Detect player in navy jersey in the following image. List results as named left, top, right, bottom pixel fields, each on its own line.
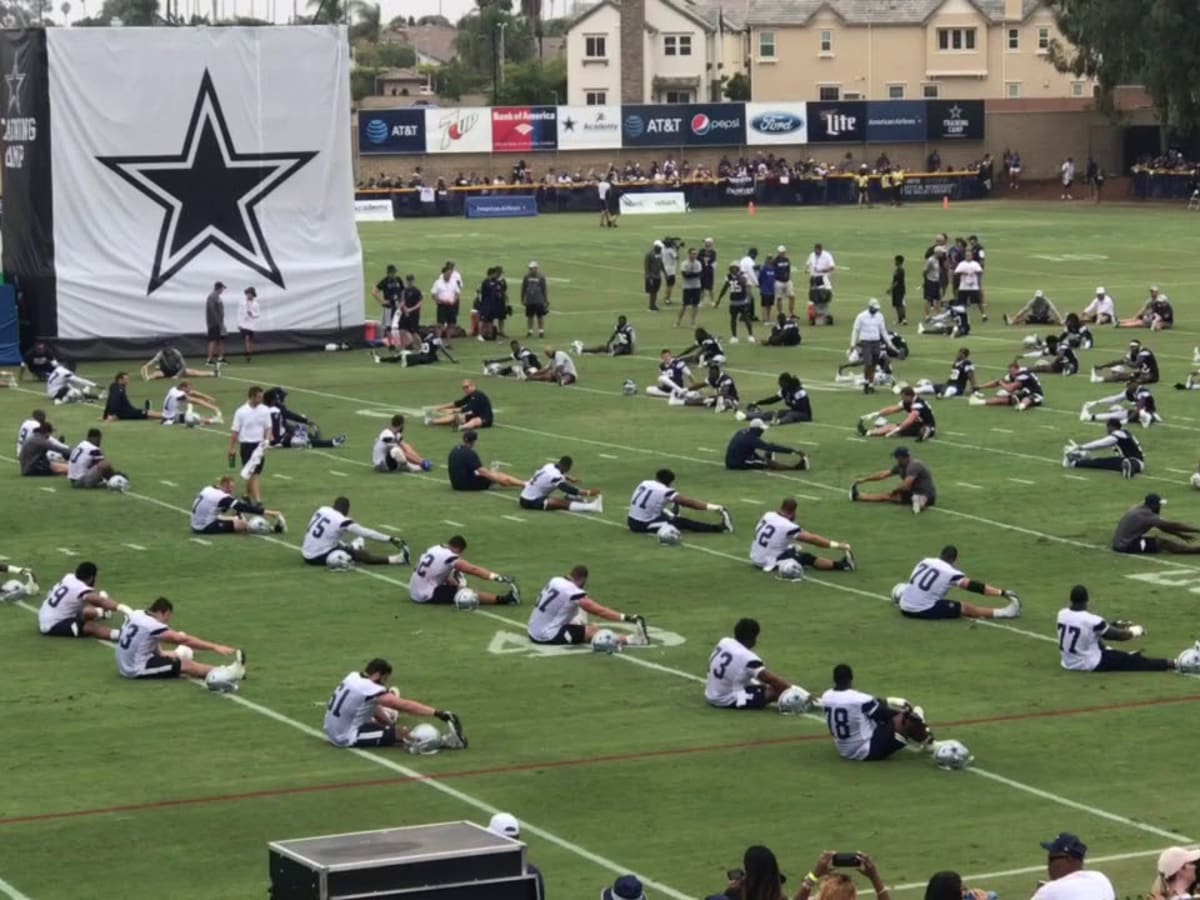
left=717, top=265, right=756, bottom=343
left=1025, top=334, right=1080, bottom=376
left=765, top=313, right=802, bottom=346
left=970, top=360, right=1045, bottom=411
left=1063, top=419, right=1146, bottom=478
left=1082, top=380, right=1160, bottom=428
left=917, top=300, right=970, bottom=337
left=483, top=340, right=541, bottom=378
left=574, top=315, right=635, bottom=357
left=646, top=349, right=694, bottom=400
left=911, top=347, right=977, bottom=399
left=676, top=328, right=725, bottom=367
left=858, top=387, right=935, bottom=440
left=1092, top=340, right=1159, bottom=385
left=673, top=364, right=740, bottom=413
left=744, top=373, right=812, bottom=425
left=1058, top=312, right=1094, bottom=349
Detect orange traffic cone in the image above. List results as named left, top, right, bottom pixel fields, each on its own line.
left=748, top=200, right=756, bottom=216
left=942, top=195, right=950, bottom=209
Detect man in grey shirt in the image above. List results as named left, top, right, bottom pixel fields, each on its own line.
left=675, top=247, right=703, bottom=328
left=850, top=446, right=937, bottom=514
left=1112, top=494, right=1200, bottom=554
left=520, top=262, right=548, bottom=339
left=19, top=423, right=69, bottom=477
left=205, top=281, right=227, bottom=366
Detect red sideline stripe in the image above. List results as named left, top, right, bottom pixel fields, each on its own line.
left=4, top=691, right=1197, bottom=828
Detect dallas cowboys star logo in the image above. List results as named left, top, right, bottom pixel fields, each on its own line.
left=947, top=104, right=963, bottom=119
left=562, top=116, right=576, bottom=132
left=97, top=70, right=317, bottom=294
left=5, top=54, right=25, bottom=114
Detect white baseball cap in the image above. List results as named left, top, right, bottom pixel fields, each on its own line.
left=1034, top=290, right=1044, bottom=298
left=868, top=297, right=880, bottom=310
left=528, top=261, right=538, bottom=268
left=1158, top=847, right=1200, bottom=879
left=777, top=245, right=787, bottom=253
left=1150, top=284, right=1160, bottom=292
left=1096, top=286, right=1105, bottom=294
left=488, top=812, right=521, bottom=838
left=749, top=418, right=768, bottom=430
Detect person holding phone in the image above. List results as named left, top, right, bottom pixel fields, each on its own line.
left=714, top=845, right=787, bottom=900
left=792, top=851, right=889, bottom=900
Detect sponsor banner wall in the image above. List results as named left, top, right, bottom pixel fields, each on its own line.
left=806, top=101, right=867, bottom=143
left=465, top=194, right=538, bottom=218
left=491, top=106, right=557, bottom=152
left=865, top=100, right=925, bottom=143
left=621, top=103, right=745, bottom=148
left=48, top=25, right=361, bottom=340
left=424, top=107, right=491, bottom=153
left=354, top=198, right=395, bottom=221
left=619, top=190, right=686, bottom=214
left=359, top=109, right=425, bottom=154
left=926, top=100, right=985, bottom=141
left=744, top=102, right=808, bottom=145
left=555, top=104, right=622, bottom=150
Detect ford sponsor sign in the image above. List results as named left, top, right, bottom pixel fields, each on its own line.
left=745, top=103, right=808, bottom=145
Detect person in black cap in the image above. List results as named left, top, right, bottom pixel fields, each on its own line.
left=850, top=447, right=936, bottom=514
left=373, top=264, right=403, bottom=333
left=724, top=418, right=810, bottom=471
left=1111, top=494, right=1200, bottom=554
left=1055, top=585, right=1199, bottom=673
left=1031, top=833, right=1115, bottom=900
left=205, top=281, right=227, bottom=366
left=447, top=429, right=526, bottom=492
left=602, top=874, right=646, bottom=900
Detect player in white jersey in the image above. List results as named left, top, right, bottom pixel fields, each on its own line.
left=45, top=363, right=101, bottom=405
left=190, top=475, right=284, bottom=535
left=705, top=618, right=796, bottom=709
left=527, top=564, right=649, bottom=647
left=16, top=408, right=46, bottom=455
left=1056, top=585, right=1198, bottom=673
left=409, top=535, right=519, bottom=606
left=162, top=381, right=222, bottom=426
left=372, top=414, right=431, bottom=473
left=116, top=596, right=244, bottom=682
left=525, top=348, right=578, bottom=385
left=750, top=498, right=854, bottom=574
left=302, top=497, right=410, bottom=566
left=36, top=562, right=123, bottom=639
left=518, top=456, right=603, bottom=513
left=626, top=468, right=732, bottom=535
left=818, top=663, right=933, bottom=762
left=67, top=428, right=119, bottom=489
left=323, top=657, right=467, bottom=750
left=227, top=385, right=273, bottom=503
left=894, top=545, right=1021, bottom=620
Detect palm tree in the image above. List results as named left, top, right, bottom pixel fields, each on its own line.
left=305, top=0, right=345, bottom=25
left=348, top=0, right=380, bottom=42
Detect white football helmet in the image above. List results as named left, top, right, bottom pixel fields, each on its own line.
left=591, top=629, right=621, bottom=654
left=326, top=549, right=354, bottom=571
left=932, top=739, right=974, bottom=770
left=777, top=686, right=813, bottom=715
left=204, top=667, right=240, bottom=693
left=846, top=347, right=863, bottom=364
left=657, top=524, right=682, bottom=546
left=245, top=516, right=271, bottom=535
left=776, top=558, right=805, bottom=581
left=184, top=411, right=201, bottom=428
left=45, top=450, right=65, bottom=464
left=106, top=474, right=130, bottom=493
left=405, top=722, right=444, bottom=755
left=1, top=578, right=33, bottom=603
left=1176, top=644, right=1200, bottom=674
left=891, top=583, right=907, bottom=605
left=1190, top=472, right=1200, bottom=490
left=454, top=588, right=480, bottom=611
left=622, top=379, right=637, bottom=396
left=173, top=644, right=194, bottom=662
left=1022, top=334, right=1041, bottom=349
left=873, top=416, right=890, bottom=428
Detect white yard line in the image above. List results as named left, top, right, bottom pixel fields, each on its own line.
left=442, top=519, right=466, bottom=527
left=0, top=877, right=32, bottom=900
left=1007, top=477, right=1037, bottom=485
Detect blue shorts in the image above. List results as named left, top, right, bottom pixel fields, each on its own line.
left=865, top=720, right=907, bottom=761
left=900, top=599, right=962, bottom=620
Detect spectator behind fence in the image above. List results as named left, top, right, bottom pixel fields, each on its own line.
left=1031, top=833, right=1114, bottom=900
left=712, top=844, right=787, bottom=900
left=793, top=851, right=889, bottom=900
left=603, top=874, right=646, bottom=900
left=925, top=870, right=996, bottom=900
left=1151, top=847, right=1200, bottom=900
left=486, top=813, right=545, bottom=898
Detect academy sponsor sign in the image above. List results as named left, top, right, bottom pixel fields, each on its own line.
left=555, top=104, right=622, bottom=150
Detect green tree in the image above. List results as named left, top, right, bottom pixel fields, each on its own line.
left=431, top=58, right=486, bottom=101
left=495, top=57, right=565, bottom=104
left=350, top=66, right=378, bottom=101
left=348, top=0, right=380, bottom=42
left=1048, top=0, right=1200, bottom=133
left=355, top=41, right=416, bottom=68
left=306, top=0, right=345, bottom=25
left=540, top=15, right=568, bottom=36
left=416, top=13, right=449, bottom=25
left=722, top=71, right=751, bottom=101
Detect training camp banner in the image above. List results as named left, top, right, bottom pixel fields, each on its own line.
left=6, top=26, right=363, bottom=353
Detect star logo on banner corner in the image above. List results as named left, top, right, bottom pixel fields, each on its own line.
left=96, top=70, right=317, bottom=295
left=5, top=54, right=26, bottom=114
left=947, top=104, right=963, bottom=119
left=563, top=115, right=576, bottom=132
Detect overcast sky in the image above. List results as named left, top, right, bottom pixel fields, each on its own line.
left=63, top=0, right=577, bottom=24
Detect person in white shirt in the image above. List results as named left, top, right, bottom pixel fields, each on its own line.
left=116, top=596, right=244, bottom=683
left=660, top=238, right=679, bottom=305
left=526, top=564, right=648, bottom=647
left=805, top=242, right=836, bottom=325
left=16, top=408, right=46, bottom=455
left=953, top=248, right=987, bottom=320
left=737, top=247, right=759, bottom=311
left=190, top=475, right=284, bottom=535
left=67, top=428, right=118, bottom=488
left=237, top=286, right=261, bottom=362
left=322, top=657, right=466, bottom=750
left=162, top=381, right=222, bottom=427
left=372, top=414, right=430, bottom=473
left=850, top=298, right=893, bottom=395
left=894, top=545, right=1021, bottom=621
left=431, top=262, right=462, bottom=341
left=409, top=535, right=519, bottom=606
left=1031, top=833, right=1114, bottom=900
left=518, top=456, right=602, bottom=513
left=1055, top=584, right=1196, bottom=673
left=1080, top=287, right=1116, bottom=325
left=1151, top=847, right=1200, bottom=900
left=37, top=562, right=123, bottom=640
left=524, top=347, right=578, bottom=385
left=626, top=468, right=731, bottom=535
left=1060, top=156, right=1075, bottom=200
left=227, top=385, right=273, bottom=503
left=751, top=497, right=854, bottom=574
left=817, top=663, right=932, bottom=762
left=45, top=362, right=101, bottom=405
left=1117, top=285, right=1173, bottom=331
left=302, top=497, right=409, bottom=566
left=705, top=618, right=797, bottom=709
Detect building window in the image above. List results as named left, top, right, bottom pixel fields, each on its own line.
left=664, top=90, right=692, bottom=103
left=1037, top=26, right=1050, bottom=50
left=758, top=31, right=776, bottom=59
left=922, top=82, right=940, bottom=98
left=818, top=84, right=840, bottom=101
left=843, top=91, right=862, bottom=100
left=584, top=35, right=607, bottom=59
left=1006, top=81, right=1021, bottom=98
left=664, top=34, right=692, bottom=56
left=937, top=27, right=976, bottom=51
left=585, top=90, right=607, bottom=105
left=819, top=29, right=833, bottom=54
left=1007, top=27, right=1019, bottom=50
left=1071, top=81, right=1087, bottom=97
left=887, top=83, right=905, bottom=99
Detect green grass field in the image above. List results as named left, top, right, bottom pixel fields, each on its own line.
left=5, top=201, right=1200, bottom=900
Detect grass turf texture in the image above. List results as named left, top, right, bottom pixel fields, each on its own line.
left=4, top=202, right=1200, bottom=900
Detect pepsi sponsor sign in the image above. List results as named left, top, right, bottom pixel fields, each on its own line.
left=745, top=102, right=808, bottom=145
left=358, top=109, right=425, bottom=155
left=621, top=104, right=744, bottom=147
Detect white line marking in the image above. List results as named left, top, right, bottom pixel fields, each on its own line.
left=189, top=537, right=212, bottom=546
left=1064, top=474, right=1088, bottom=481
left=739, top=497, right=760, bottom=504
left=846, top=437, right=868, bottom=443
left=944, top=431, right=968, bottom=436
left=0, top=876, right=32, bottom=900
left=122, top=543, right=147, bottom=551
left=501, top=515, right=527, bottom=523
left=272, top=473, right=293, bottom=480
left=598, top=453, right=619, bottom=459
left=55, top=547, right=77, bottom=556
left=990, top=427, right=1014, bottom=434
left=38, top=486, right=55, bottom=493
left=159, top=479, right=178, bottom=487
left=695, top=447, right=716, bottom=453
left=328, top=470, right=349, bottom=478
left=955, top=482, right=983, bottom=489
left=1168, top=468, right=1192, bottom=475
left=1008, top=478, right=1036, bottom=485
left=442, top=519, right=465, bottom=527
left=792, top=493, right=821, bottom=501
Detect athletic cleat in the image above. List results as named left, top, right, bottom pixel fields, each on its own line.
left=624, top=630, right=649, bottom=647
left=571, top=340, right=584, bottom=355
left=997, top=596, right=1022, bottom=619
left=729, top=336, right=739, bottom=344
left=667, top=393, right=686, bottom=406
left=1138, top=409, right=1152, bottom=428
left=912, top=494, right=922, bottom=515
left=842, top=548, right=856, bottom=571
left=370, top=351, right=382, bottom=364
left=592, top=495, right=604, bottom=514
left=1176, top=382, right=1190, bottom=391
left=719, top=506, right=734, bottom=533
left=849, top=483, right=860, bottom=501
left=423, top=408, right=435, bottom=426
left=856, top=418, right=868, bottom=435
left=1002, top=313, right=1011, bottom=325
left=1193, top=347, right=1200, bottom=365
left=968, top=394, right=987, bottom=406
left=631, top=614, right=650, bottom=644
left=714, top=396, right=727, bottom=414
left=747, top=335, right=756, bottom=343
left=917, top=425, right=933, bottom=443
left=917, top=322, right=925, bottom=334
left=1089, top=368, right=1103, bottom=383
left=794, top=453, right=810, bottom=471
left=232, top=648, right=247, bottom=679
left=332, top=434, right=347, bottom=447
left=442, top=712, right=468, bottom=749
left=507, top=580, right=521, bottom=605
left=1079, top=403, right=1093, bottom=422
left=1121, top=458, right=1135, bottom=479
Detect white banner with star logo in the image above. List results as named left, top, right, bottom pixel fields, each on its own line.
left=555, top=105, right=622, bottom=151
left=46, top=26, right=361, bottom=343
